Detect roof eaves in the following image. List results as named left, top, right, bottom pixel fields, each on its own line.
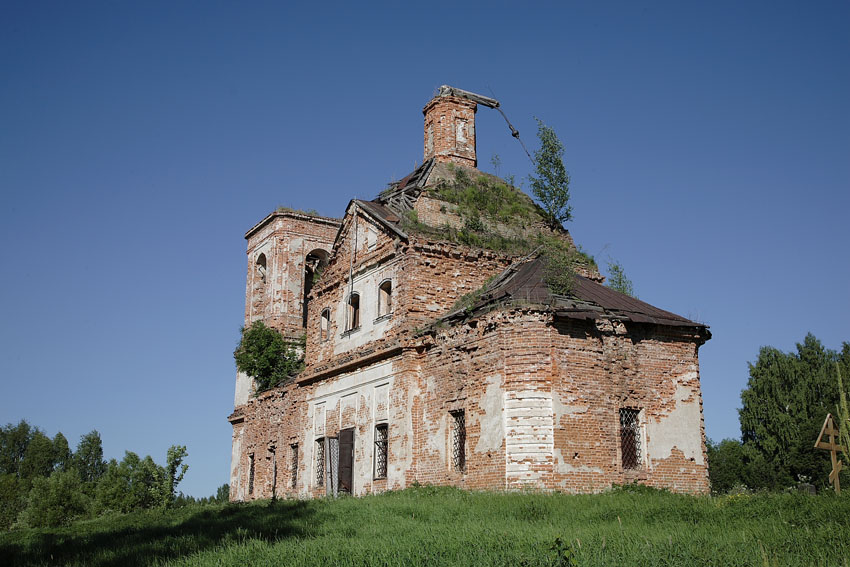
left=245, top=210, right=341, bottom=240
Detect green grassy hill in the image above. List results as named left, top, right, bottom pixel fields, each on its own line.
left=2, top=485, right=848, bottom=566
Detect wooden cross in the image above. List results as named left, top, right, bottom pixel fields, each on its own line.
left=814, top=413, right=846, bottom=494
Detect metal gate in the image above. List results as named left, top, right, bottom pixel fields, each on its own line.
left=326, top=436, right=339, bottom=497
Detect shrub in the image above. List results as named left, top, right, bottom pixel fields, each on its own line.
left=234, top=321, right=304, bottom=392
left=18, top=469, right=91, bottom=528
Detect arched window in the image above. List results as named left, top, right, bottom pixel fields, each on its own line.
left=303, top=249, right=329, bottom=328
left=320, top=308, right=331, bottom=341
left=256, top=253, right=267, bottom=283
left=378, top=280, right=393, bottom=317
left=346, top=293, right=360, bottom=332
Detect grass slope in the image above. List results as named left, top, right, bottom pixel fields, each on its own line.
left=1, top=485, right=848, bottom=566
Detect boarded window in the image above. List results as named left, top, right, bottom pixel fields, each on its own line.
left=247, top=453, right=255, bottom=495
left=346, top=293, right=360, bottom=331
left=374, top=423, right=388, bottom=479
left=315, top=438, right=325, bottom=487
left=320, top=308, right=331, bottom=341
left=290, top=443, right=299, bottom=489
left=450, top=410, right=466, bottom=472
left=620, top=408, right=642, bottom=469
left=378, top=280, right=392, bottom=317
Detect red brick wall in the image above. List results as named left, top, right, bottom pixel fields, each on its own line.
left=423, top=95, right=477, bottom=168
left=244, top=212, right=339, bottom=341
left=232, top=208, right=708, bottom=501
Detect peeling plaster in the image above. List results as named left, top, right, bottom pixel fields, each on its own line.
left=475, top=374, right=504, bottom=453
left=553, top=447, right=604, bottom=475
left=647, top=375, right=704, bottom=465
left=552, top=389, right=589, bottom=419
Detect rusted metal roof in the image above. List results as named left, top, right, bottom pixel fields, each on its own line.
left=454, top=257, right=707, bottom=330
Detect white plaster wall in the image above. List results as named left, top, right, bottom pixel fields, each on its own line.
left=332, top=259, right=399, bottom=356
left=646, top=375, right=705, bottom=466
left=230, top=424, right=245, bottom=501
left=234, top=371, right=253, bottom=407
left=475, top=374, right=505, bottom=454
left=301, top=359, right=397, bottom=496
left=505, top=389, right=554, bottom=487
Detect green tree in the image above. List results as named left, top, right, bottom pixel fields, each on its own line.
left=18, top=469, right=91, bottom=528
left=53, top=432, right=72, bottom=472
left=605, top=259, right=635, bottom=297
left=162, top=445, right=189, bottom=507
left=0, top=474, right=24, bottom=529
left=215, top=483, right=230, bottom=502
left=20, top=430, right=55, bottom=480
left=739, top=334, right=850, bottom=489
left=542, top=242, right=577, bottom=296
left=95, top=452, right=164, bottom=513
left=529, top=118, right=572, bottom=227
left=74, top=430, right=106, bottom=485
left=234, top=321, right=304, bottom=392
left=706, top=438, right=747, bottom=494
left=0, top=420, right=33, bottom=477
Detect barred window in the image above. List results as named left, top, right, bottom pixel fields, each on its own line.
left=247, top=453, right=255, bottom=495
left=620, top=408, right=642, bottom=470
left=374, top=423, right=388, bottom=479
left=450, top=410, right=466, bottom=472
left=315, top=438, right=325, bottom=487
left=290, top=443, right=299, bottom=489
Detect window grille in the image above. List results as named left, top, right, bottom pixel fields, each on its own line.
left=315, top=438, right=325, bottom=487
left=290, top=443, right=299, bottom=489
left=247, top=453, right=255, bottom=495
left=374, top=424, right=388, bottom=479
left=451, top=410, right=466, bottom=472
left=620, top=408, right=642, bottom=469
left=328, top=437, right=339, bottom=496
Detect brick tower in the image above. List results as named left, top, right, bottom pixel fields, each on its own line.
left=423, top=87, right=478, bottom=168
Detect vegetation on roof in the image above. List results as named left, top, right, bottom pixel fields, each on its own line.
left=431, top=167, right=541, bottom=229
left=275, top=206, right=322, bottom=217
left=451, top=275, right=498, bottom=315
left=398, top=168, right=596, bottom=294
left=529, top=118, right=573, bottom=228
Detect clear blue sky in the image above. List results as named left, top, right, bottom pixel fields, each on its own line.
left=1, top=1, right=848, bottom=497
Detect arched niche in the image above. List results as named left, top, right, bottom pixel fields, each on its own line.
left=303, top=249, right=330, bottom=328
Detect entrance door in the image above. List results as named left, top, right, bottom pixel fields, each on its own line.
left=338, top=428, right=355, bottom=494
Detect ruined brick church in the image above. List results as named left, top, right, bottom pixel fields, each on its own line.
left=228, top=87, right=711, bottom=500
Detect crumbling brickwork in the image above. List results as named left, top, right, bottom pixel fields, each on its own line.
left=229, top=87, right=711, bottom=500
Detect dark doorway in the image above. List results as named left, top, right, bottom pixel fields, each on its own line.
left=338, top=428, right=354, bottom=494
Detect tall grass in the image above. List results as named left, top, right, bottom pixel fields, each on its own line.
left=2, top=485, right=848, bottom=566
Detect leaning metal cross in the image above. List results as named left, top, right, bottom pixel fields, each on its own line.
left=814, top=413, right=846, bottom=494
